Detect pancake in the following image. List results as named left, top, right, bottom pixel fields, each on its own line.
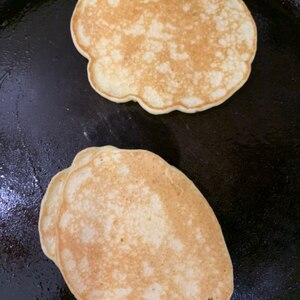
left=39, top=146, right=115, bottom=263
left=71, top=0, right=257, bottom=114
left=56, top=149, right=233, bottom=299
left=39, top=169, right=68, bottom=262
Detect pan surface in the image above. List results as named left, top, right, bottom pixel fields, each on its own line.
left=0, top=0, right=299, bottom=299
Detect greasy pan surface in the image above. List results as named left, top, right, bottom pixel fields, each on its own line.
left=0, top=0, right=299, bottom=299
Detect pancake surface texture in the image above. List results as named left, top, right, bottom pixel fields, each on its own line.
left=38, top=146, right=115, bottom=262
left=56, top=149, right=233, bottom=299
left=71, top=0, right=257, bottom=114
left=39, top=170, right=68, bottom=261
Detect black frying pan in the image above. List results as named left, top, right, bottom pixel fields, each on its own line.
left=0, top=0, right=299, bottom=299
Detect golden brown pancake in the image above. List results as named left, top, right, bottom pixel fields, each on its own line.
left=56, top=149, right=233, bottom=299
left=71, top=0, right=257, bottom=114
left=39, top=170, right=68, bottom=262
left=38, top=146, right=115, bottom=263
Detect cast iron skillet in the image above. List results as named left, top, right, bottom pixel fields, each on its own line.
left=0, top=0, right=299, bottom=299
